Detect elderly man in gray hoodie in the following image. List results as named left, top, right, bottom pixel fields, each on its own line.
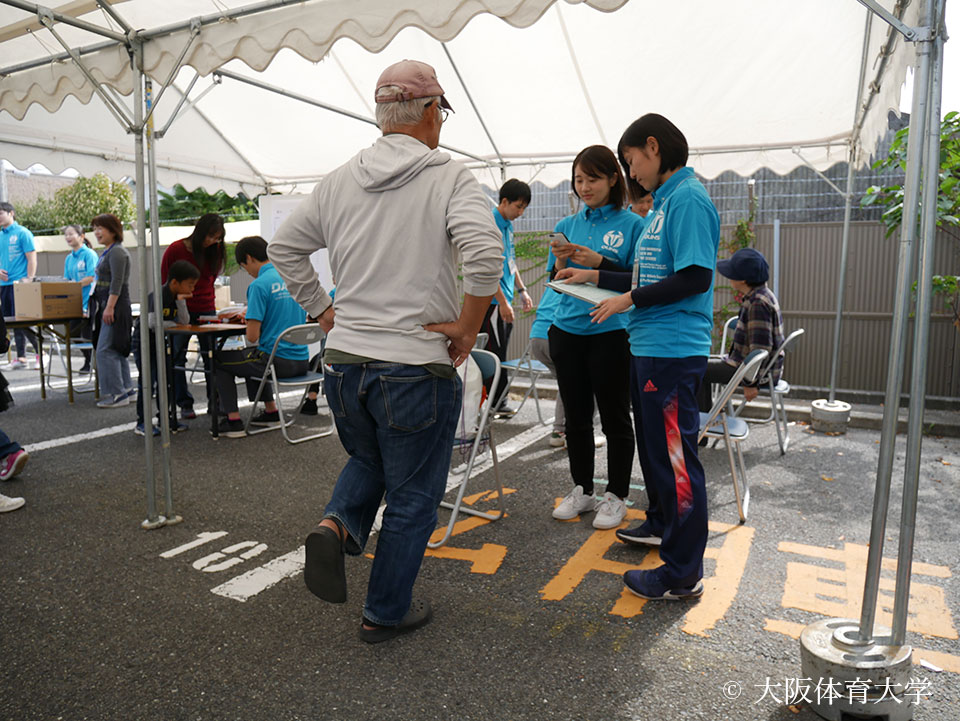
left=268, top=60, right=503, bottom=643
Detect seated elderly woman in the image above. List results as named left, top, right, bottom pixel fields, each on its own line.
left=697, top=247, right=784, bottom=413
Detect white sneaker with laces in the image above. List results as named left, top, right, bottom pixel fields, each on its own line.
left=593, top=492, right=626, bottom=529
left=0, top=493, right=25, bottom=513
left=552, top=485, right=596, bottom=520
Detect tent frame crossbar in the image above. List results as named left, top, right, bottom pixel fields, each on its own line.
left=34, top=11, right=133, bottom=129
left=0, top=0, right=126, bottom=43
left=212, top=67, right=496, bottom=168
left=94, top=0, right=131, bottom=34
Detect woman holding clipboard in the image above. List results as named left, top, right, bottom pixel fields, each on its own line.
left=547, top=145, right=646, bottom=530
left=556, top=115, right=720, bottom=602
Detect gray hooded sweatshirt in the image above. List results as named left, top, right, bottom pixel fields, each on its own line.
left=267, top=133, right=503, bottom=367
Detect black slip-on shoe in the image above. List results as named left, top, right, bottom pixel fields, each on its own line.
left=304, top=525, right=347, bottom=603
left=358, top=599, right=433, bottom=644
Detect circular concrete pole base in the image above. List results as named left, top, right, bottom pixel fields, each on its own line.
left=798, top=618, right=915, bottom=720
left=810, top=399, right=852, bottom=433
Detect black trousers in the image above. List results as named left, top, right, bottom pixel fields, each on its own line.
left=480, top=303, right=513, bottom=408
left=697, top=357, right=738, bottom=413
left=548, top=325, right=635, bottom=498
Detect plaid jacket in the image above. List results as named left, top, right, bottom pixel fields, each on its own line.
left=725, top=285, right=785, bottom=386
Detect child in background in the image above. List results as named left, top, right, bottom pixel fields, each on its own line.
left=132, top=259, right=199, bottom=436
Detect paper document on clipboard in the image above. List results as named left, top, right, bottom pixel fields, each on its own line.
left=546, top=281, right=631, bottom=312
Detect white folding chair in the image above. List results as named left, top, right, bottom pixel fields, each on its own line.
left=429, top=348, right=505, bottom=549
left=698, top=348, right=768, bottom=524
left=731, top=328, right=805, bottom=455
left=244, top=324, right=333, bottom=444
left=499, top=340, right=549, bottom=424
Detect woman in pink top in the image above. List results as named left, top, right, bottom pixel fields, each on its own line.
left=160, top=213, right=226, bottom=418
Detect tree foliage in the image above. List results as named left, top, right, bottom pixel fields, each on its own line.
left=860, top=110, right=960, bottom=240
left=861, top=111, right=960, bottom=330
left=15, top=173, right=134, bottom=234
left=157, top=184, right=258, bottom=225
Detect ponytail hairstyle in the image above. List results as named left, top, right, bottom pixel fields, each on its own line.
left=618, top=113, right=688, bottom=197
left=571, top=145, right=627, bottom=209
left=63, top=224, right=92, bottom=248
left=187, top=213, right=226, bottom=275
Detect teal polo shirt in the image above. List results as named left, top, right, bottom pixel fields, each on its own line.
left=626, top=167, right=720, bottom=358
left=246, top=262, right=308, bottom=360
left=64, top=245, right=100, bottom=313
left=491, top=207, right=515, bottom=306
left=550, top=204, right=645, bottom=336
left=0, top=222, right=35, bottom=286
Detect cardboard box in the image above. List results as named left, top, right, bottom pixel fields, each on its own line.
left=13, top=282, right=83, bottom=320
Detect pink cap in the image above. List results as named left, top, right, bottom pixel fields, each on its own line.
left=375, top=59, right=453, bottom=110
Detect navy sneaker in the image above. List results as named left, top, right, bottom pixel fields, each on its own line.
left=180, top=407, right=197, bottom=420
left=134, top=422, right=160, bottom=437
left=615, top=521, right=662, bottom=547
left=624, top=568, right=703, bottom=601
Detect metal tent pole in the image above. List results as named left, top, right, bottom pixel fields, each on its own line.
left=133, top=41, right=163, bottom=530
left=892, top=0, right=945, bottom=645
left=856, top=5, right=935, bottom=644
left=146, top=79, right=181, bottom=526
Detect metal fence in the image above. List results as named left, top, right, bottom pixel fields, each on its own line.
left=507, top=221, right=959, bottom=399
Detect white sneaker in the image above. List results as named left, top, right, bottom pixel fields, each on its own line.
left=548, top=431, right=566, bottom=448
left=595, top=435, right=607, bottom=448
left=30, top=354, right=41, bottom=370
left=0, top=493, right=25, bottom=513
left=593, top=492, right=627, bottom=529
left=552, top=485, right=596, bottom=520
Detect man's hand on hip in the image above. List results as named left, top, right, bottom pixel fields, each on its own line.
left=423, top=320, right=475, bottom=367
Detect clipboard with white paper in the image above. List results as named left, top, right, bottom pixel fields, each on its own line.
left=545, top=281, right=631, bottom=312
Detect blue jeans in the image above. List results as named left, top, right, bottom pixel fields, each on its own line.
left=322, top=361, right=461, bottom=626
left=96, top=321, right=132, bottom=399
left=0, top=428, right=21, bottom=459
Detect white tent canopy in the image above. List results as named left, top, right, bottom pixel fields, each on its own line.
left=0, top=0, right=918, bottom=194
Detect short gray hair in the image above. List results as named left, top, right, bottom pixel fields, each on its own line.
left=375, top=86, right=439, bottom=131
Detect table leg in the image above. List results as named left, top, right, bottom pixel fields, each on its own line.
left=65, top=322, right=74, bottom=404
left=208, top=343, right=218, bottom=439
left=36, top=324, right=45, bottom=400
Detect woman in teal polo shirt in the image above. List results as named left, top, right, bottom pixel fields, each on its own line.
left=63, top=224, right=99, bottom=371
left=559, top=115, right=721, bottom=602
left=548, top=145, right=645, bottom=530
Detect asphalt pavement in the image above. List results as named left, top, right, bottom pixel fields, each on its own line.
left=1, top=362, right=958, bottom=721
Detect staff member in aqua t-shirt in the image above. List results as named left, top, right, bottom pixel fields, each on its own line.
left=63, top=224, right=99, bottom=372
left=0, top=202, right=40, bottom=369
left=481, top=178, right=533, bottom=414
left=558, top=115, right=720, bottom=602
left=548, top=145, right=645, bottom=531
left=212, top=235, right=309, bottom=438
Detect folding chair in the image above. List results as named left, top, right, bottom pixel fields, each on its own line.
left=698, top=348, right=768, bottom=524
left=41, top=327, right=97, bottom=393
left=429, top=348, right=505, bottom=549
left=244, top=324, right=333, bottom=444
left=731, top=328, right=805, bottom=455
left=499, top=340, right=549, bottom=424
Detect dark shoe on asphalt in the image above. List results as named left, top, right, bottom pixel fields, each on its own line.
left=358, top=599, right=433, bottom=644
left=180, top=407, right=197, bottom=420
left=250, top=410, right=280, bottom=426
left=615, top=521, right=662, bottom=547
left=624, top=568, right=703, bottom=601
left=212, top=418, right=246, bottom=438
left=493, top=403, right=517, bottom=418
left=304, top=524, right=347, bottom=603
left=300, top=398, right=319, bottom=416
